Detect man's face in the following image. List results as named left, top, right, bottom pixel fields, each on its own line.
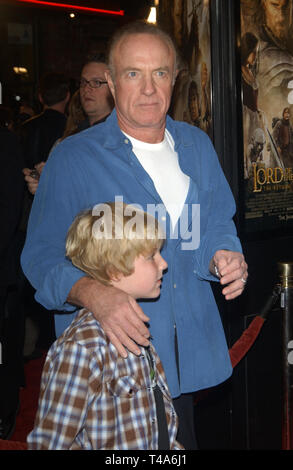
left=79, top=62, right=112, bottom=123
left=262, top=0, right=292, bottom=41
left=284, top=109, right=290, bottom=120
left=106, top=33, right=176, bottom=141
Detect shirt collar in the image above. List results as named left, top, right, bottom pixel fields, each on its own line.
left=103, top=109, right=192, bottom=150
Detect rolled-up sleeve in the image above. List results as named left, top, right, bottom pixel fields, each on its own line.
left=193, top=134, right=242, bottom=281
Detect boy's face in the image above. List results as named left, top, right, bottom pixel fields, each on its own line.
left=111, top=250, right=168, bottom=299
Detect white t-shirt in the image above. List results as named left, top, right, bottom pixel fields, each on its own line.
left=124, top=129, right=190, bottom=229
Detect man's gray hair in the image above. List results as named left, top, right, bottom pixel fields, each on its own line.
left=107, top=20, right=179, bottom=79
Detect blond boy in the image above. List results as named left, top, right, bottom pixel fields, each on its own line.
left=27, top=203, right=183, bottom=450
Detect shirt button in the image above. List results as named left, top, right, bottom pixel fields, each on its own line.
left=161, top=216, right=166, bottom=221
left=173, top=283, right=177, bottom=288
left=124, top=138, right=129, bottom=144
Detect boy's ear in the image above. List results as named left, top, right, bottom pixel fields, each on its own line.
left=106, top=267, right=123, bottom=284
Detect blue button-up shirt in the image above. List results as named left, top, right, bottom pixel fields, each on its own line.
left=21, top=110, right=242, bottom=398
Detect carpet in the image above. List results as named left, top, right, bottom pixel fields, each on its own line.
left=5, top=351, right=47, bottom=448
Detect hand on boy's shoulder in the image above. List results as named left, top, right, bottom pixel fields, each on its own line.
left=92, top=286, right=151, bottom=359
left=68, top=277, right=151, bottom=358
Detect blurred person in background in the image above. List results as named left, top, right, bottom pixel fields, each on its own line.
left=0, top=105, right=25, bottom=439
left=18, top=73, right=70, bottom=358
left=23, top=56, right=114, bottom=195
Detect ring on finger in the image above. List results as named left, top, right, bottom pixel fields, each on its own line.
left=214, top=265, right=220, bottom=277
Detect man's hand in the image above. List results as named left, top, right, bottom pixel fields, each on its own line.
left=210, top=250, right=248, bottom=300
left=68, top=277, right=151, bottom=358
left=23, top=161, right=46, bottom=195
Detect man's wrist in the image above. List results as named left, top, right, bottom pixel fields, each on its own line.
left=67, top=276, right=105, bottom=310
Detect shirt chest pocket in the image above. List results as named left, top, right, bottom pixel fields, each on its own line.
left=106, top=375, right=143, bottom=398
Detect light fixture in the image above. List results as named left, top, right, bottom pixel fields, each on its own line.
left=147, top=6, right=157, bottom=24
left=13, top=66, right=28, bottom=74
left=69, top=12, right=75, bottom=18
left=16, top=0, right=124, bottom=16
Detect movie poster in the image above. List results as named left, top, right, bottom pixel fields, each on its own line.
left=158, top=0, right=213, bottom=139
left=241, top=0, right=293, bottom=232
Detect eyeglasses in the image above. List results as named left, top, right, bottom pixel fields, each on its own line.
left=79, top=78, right=107, bottom=89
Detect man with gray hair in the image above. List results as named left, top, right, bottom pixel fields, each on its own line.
left=22, top=21, right=248, bottom=449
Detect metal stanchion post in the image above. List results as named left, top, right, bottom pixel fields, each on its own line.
left=278, top=261, right=293, bottom=450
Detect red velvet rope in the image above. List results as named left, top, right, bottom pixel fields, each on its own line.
left=229, top=316, right=265, bottom=368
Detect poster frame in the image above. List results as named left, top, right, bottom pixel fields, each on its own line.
left=236, top=0, right=293, bottom=240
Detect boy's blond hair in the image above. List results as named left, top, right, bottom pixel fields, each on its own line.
left=66, top=202, right=165, bottom=285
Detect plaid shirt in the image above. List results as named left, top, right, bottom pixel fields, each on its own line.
left=27, top=309, right=183, bottom=450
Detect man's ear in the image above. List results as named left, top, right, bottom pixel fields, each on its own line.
left=172, top=69, right=179, bottom=87
left=105, top=70, right=115, bottom=99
